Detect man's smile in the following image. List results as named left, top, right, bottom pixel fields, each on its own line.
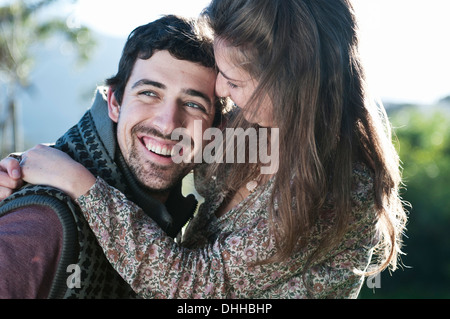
left=142, top=136, right=175, bottom=157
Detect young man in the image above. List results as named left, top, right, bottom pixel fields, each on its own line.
left=0, top=15, right=225, bottom=298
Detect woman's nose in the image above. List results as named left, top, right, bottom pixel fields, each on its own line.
left=215, top=73, right=229, bottom=98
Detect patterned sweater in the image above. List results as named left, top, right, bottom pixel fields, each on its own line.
left=76, top=163, right=379, bottom=299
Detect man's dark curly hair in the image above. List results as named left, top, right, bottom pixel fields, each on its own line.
left=106, top=15, right=225, bottom=126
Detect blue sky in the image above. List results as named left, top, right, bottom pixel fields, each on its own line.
left=62, top=0, right=450, bottom=105
left=2, top=0, right=449, bottom=105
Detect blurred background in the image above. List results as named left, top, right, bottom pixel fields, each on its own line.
left=1, top=0, right=449, bottom=298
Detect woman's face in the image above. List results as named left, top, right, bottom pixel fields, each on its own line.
left=214, top=40, right=274, bottom=127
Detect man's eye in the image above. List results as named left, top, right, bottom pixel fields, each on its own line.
left=186, top=102, right=207, bottom=113
left=139, top=91, right=157, bottom=97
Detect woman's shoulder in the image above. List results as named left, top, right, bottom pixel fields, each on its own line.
left=349, top=162, right=378, bottom=229
left=351, top=162, right=375, bottom=204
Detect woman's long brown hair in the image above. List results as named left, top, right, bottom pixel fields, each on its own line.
left=202, top=0, right=407, bottom=275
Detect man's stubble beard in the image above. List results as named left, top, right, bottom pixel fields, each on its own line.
left=127, top=139, right=195, bottom=194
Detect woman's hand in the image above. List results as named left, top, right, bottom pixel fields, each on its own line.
left=20, top=144, right=96, bottom=199
left=0, top=156, right=24, bottom=200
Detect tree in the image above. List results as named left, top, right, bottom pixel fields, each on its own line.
left=360, top=105, right=450, bottom=298
left=0, top=0, right=95, bottom=156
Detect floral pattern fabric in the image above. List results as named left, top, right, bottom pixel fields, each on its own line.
left=76, top=162, right=379, bottom=299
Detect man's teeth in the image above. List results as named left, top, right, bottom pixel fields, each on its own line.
left=146, top=142, right=175, bottom=156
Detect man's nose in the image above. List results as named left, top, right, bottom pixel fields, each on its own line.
left=152, top=100, right=183, bottom=136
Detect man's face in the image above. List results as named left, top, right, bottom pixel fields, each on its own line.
left=108, top=50, right=216, bottom=199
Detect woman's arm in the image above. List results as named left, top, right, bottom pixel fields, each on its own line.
left=13, top=145, right=278, bottom=297
left=20, top=144, right=96, bottom=199
left=75, top=177, right=285, bottom=298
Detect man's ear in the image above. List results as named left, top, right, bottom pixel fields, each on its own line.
left=107, top=87, right=120, bottom=123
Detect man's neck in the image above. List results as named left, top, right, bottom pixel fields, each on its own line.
left=148, top=192, right=169, bottom=205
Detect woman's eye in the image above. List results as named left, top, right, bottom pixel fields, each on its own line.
left=227, top=82, right=238, bottom=89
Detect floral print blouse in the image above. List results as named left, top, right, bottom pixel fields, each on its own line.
left=75, top=162, right=379, bottom=299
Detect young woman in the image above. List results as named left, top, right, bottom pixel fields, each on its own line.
left=14, top=0, right=407, bottom=298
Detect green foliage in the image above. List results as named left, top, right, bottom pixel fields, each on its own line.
left=360, top=105, right=450, bottom=298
